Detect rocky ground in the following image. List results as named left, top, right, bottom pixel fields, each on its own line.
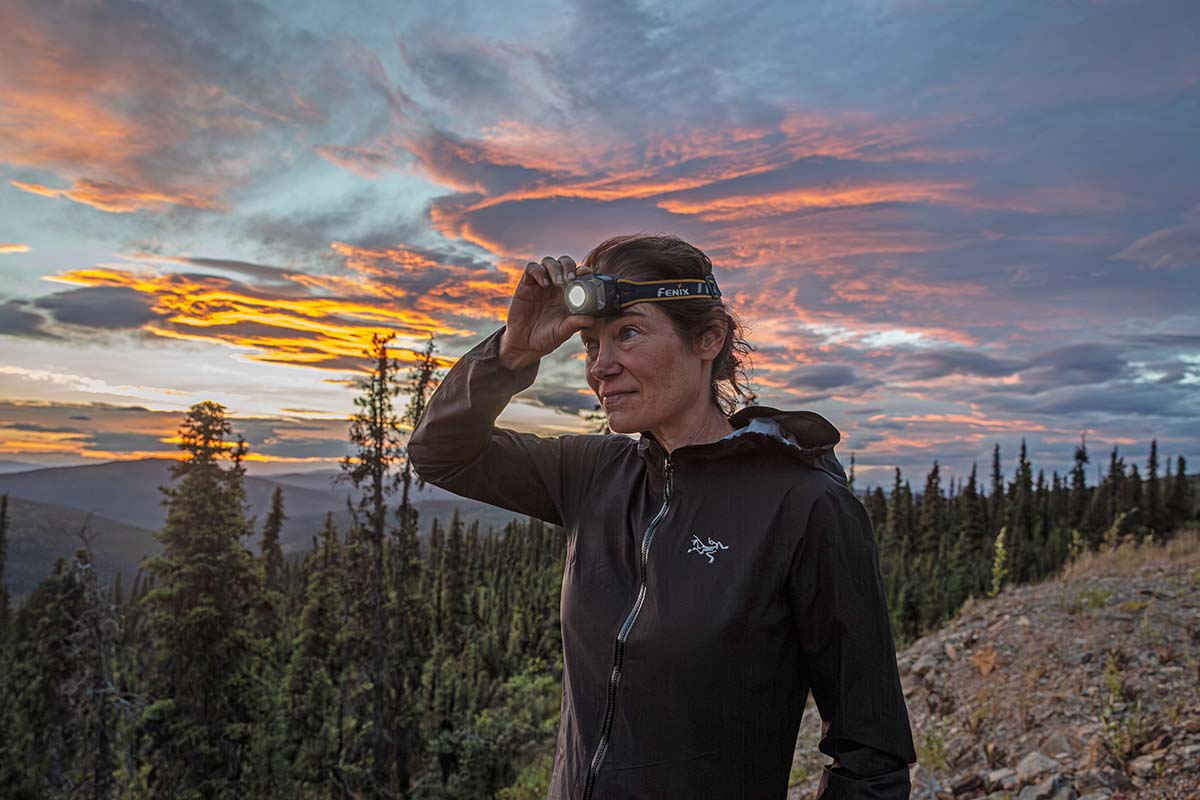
left=786, top=529, right=1200, bottom=800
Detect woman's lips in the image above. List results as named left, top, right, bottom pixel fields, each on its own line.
left=603, top=391, right=635, bottom=406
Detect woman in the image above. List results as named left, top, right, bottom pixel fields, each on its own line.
left=407, top=234, right=916, bottom=799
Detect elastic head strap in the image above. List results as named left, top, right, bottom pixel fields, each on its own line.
left=615, top=275, right=722, bottom=308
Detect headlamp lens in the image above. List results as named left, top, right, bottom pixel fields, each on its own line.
left=566, top=282, right=588, bottom=312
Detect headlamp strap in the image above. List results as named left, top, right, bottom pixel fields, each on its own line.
left=616, top=275, right=722, bottom=307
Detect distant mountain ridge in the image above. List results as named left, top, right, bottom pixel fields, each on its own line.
left=1, top=458, right=536, bottom=600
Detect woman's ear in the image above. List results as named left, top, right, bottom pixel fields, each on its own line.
left=695, top=318, right=727, bottom=358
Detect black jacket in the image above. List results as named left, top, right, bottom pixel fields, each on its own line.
left=407, top=325, right=917, bottom=799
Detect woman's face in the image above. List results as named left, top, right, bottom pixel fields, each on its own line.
left=580, top=302, right=709, bottom=434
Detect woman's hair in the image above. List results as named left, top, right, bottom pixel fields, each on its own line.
left=582, top=234, right=755, bottom=417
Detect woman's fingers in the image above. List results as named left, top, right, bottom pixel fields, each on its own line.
left=526, top=260, right=552, bottom=288
left=542, top=255, right=569, bottom=286
left=525, top=254, right=584, bottom=288
left=559, top=255, right=577, bottom=281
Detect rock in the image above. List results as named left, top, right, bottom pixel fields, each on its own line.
left=1017, top=774, right=1078, bottom=800
left=1075, top=794, right=1110, bottom=800
left=986, top=767, right=1017, bottom=791
left=1016, top=751, right=1061, bottom=784
left=945, top=642, right=958, bottom=661
left=1039, top=731, right=1080, bottom=759
left=910, top=763, right=942, bottom=799
left=1137, top=732, right=1170, bottom=754
left=1127, top=754, right=1159, bottom=777
left=950, top=772, right=983, bottom=795
left=1017, top=615, right=1032, bottom=626
left=913, top=653, right=937, bottom=677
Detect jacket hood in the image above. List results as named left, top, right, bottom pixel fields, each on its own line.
left=635, top=405, right=847, bottom=486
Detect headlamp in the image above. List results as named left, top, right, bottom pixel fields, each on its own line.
left=562, top=272, right=722, bottom=316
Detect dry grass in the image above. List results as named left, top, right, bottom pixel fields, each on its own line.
left=1058, top=526, right=1200, bottom=583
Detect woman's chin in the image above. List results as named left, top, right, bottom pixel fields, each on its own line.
left=604, top=410, right=638, bottom=434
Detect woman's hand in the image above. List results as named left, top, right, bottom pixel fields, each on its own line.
left=499, top=256, right=595, bottom=370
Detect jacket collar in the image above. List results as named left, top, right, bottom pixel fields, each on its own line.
left=635, top=405, right=847, bottom=489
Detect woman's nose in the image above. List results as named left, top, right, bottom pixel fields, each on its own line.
left=587, top=341, right=620, bottom=380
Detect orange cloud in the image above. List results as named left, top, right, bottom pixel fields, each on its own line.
left=657, top=180, right=969, bottom=222
left=39, top=242, right=511, bottom=373
left=0, top=2, right=310, bottom=215
left=11, top=178, right=224, bottom=213
left=882, top=413, right=1047, bottom=432
left=0, top=243, right=31, bottom=253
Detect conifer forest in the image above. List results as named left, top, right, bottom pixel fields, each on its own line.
left=0, top=332, right=1195, bottom=799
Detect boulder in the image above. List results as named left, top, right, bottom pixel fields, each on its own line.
left=1016, top=751, right=1061, bottom=784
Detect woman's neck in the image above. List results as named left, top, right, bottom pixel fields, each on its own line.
left=649, top=403, right=735, bottom=456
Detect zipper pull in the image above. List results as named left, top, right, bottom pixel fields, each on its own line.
left=664, top=454, right=673, bottom=501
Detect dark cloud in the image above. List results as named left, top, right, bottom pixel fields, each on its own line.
left=1011, top=343, right=1131, bottom=394
left=1, top=422, right=85, bottom=434
left=34, top=286, right=168, bottom=329
left=525, top=389, right=596, bottom=415
left=84, top=432, right=172, bottom=452
left=786, top=363, right=870, bottom=392
left=844, top=407, right=885, bottom=416
left=1118, top=332, right=1200, bottom=349
left=164, top=256, right=302, bottom=286
left=857, top=416, right=908, bottom=432
left=978, top=381, right=1199, bottom=419
left=0, top=299, right=58, bottom=338
left=891, top=349, right=1022, bottom=381
left=250, top=436, right=356, bottom=460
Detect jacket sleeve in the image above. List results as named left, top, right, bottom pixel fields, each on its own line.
left=406, top=324, right=605, bottom=527
left=785, top=482, right=917, bottom=799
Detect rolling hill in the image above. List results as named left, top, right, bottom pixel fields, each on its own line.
left=2, top=495, right=160, bottom=599
left=1, top=459, right=542, bottom=602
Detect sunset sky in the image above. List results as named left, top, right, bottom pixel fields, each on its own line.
left=1, top=0, right=1197, bottom=490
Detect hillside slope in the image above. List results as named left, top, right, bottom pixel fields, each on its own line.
left=786, top=530, right=1200, bottom=800
left=3, top=495, right=160, bottom=598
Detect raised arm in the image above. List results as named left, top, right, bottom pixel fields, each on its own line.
left=408, top=324, right=576, bottom=526
left=785, top=482, right=917, bottom=798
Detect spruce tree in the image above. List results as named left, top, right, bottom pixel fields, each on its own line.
left=1121, top=464, right=1144, bottom=539
left=1145, top=440, right=1162, bottom=540
left=988, top=443, right=1005, bottom=534
left=916, top=462, right=946, bottom=628
left=336, top=330, right=413, bottom=796
left=63, top=542, right=123, bottom=800
left=283, top=513, right=348, bottom=794
left=1069, top=434, right=1092, bottom=545
left=1, top=557, right=82, bottom=796
left=954, top=464, right=989, bottom=598
left=135, top=401, right=266, bottom=799
left=1006, top=440, right=1035, bottom=583
left=261, top=485, right=287, bottom=596
left=1105, top=447, right=1125, bottom=526
left=1166, top=455, right=1193, bottom=531
left=917, top=461, right=945, bottom=559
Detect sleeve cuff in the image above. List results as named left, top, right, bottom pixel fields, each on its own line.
left=475, top=325, right=540, bottom=379
left=817, top=763, right=912, bottom=799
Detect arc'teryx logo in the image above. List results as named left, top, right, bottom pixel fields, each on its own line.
left=686, top=534, right=729, bottom=564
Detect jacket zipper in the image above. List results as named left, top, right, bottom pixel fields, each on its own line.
left=582, top=452, right=673, bottom=800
